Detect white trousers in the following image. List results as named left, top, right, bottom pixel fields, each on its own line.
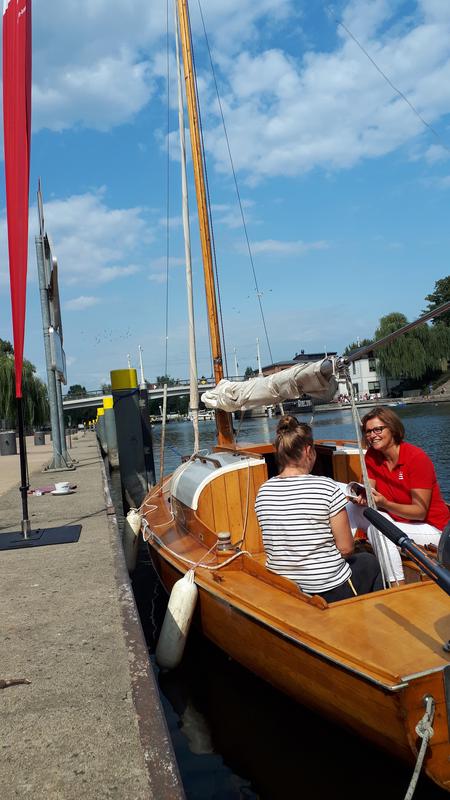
left=344, top=501, right=441, bottom=583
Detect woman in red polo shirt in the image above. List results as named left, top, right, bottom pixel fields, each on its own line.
left=346, top=406, right=449, bottom=583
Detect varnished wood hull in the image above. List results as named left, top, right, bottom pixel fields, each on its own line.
left=150, top=547, right=450, bottom=790
left=144, top=447, right=450, bottom=791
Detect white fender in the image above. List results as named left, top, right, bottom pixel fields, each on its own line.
left=123, top=508, right=142, bottom=573
left=156, top=570, right=198, bottom=670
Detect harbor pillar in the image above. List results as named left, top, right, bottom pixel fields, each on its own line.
left=34, top=430, right=45, bottom=446
left=96, top=407, right=107, bottom=454
left=103, top=396, right=119, bottom=469
left=111, top=369, right=149, bottom=507
left=139, top=385, right=156, bottom=487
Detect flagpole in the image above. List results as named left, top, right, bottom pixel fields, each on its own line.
left=16, top=396, right=31, bottom=538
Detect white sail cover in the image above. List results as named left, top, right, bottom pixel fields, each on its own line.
left=201, top=359, right=338, bottom=412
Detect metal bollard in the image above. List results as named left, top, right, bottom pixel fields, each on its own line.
left=103, top=396, right=119, bottom=469
left=111, top=368, right=149, bottom=508
left=0, top=430, right=17, bottom=455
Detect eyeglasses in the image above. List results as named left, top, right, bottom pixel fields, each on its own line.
left=365, top=425, right=387, bottom=437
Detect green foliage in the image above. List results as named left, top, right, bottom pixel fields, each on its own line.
left=0, top=338, right=14, bottom=355
left=0, top=347, right=49, bottom=428
left=343, top=338, right=374, bottom=356
left=156, top=374, right=177, bottom=387
left=423, top=276, right=450, bottom=326
left=244, top=366, right=255, bottom=378
left=101, top=383, right=112, bottom=393
left=375, top=312, right=450, bottom=380
left=67, top=384, right=87, bottom=397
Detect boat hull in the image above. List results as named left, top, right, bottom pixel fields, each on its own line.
left=150, top=547, right=450, bottom=789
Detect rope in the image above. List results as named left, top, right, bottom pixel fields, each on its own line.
left=187, top=2, right=228, bottom=375
left=235, top=458, right=251, bottom=548
left=403, top=696, right=435, bottom=800
left=343, top=368, right=395, bottom=588
left=164, top=0, right=170, bottom=376
left=141, top=517, right=251, bottom=571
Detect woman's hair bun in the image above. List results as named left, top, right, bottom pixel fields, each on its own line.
left=276, top=414, right=299, bottom=435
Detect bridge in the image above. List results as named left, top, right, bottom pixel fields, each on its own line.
left=62, top=379, right=220, bottom=410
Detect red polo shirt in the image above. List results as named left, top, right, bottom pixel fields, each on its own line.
left=365, top=442, right=449, bottom=531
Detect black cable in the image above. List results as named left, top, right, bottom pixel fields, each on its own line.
left=329, top=7, right=450, bottom=155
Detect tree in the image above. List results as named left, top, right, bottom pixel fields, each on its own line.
left=374, top=312, right=449, bottom=380
left=244, top=366, right=255, bottom=378
left=101, top=383, right=112, bottom=394
left=0, top=340, right=49, bottom=429
left=67, top=384, right=87, bottom=397
left=0, top=338, right=14, bottom=355
left=156, top=374, right=177, bottom=387
left=343, top=338, right=373, bottom=356
left=423, top=276, right=450, bottom=326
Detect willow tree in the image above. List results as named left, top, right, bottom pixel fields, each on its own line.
left=375, top=312, right=450, bottom=380
left=0, top=349, right=49, bottom=429
left=423, top=276, right=450, bottom=327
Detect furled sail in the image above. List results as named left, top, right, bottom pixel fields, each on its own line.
left=201, top=358, right=337, bottom=412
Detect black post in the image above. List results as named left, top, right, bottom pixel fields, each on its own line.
left=139, top=386, right=156, bottom=487
left=16, top=396, right=31, bottom=538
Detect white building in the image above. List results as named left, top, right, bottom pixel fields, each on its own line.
left=337, top=355, right=401, bottom=400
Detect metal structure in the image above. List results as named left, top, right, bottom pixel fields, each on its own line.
left=35, top=181, right=75, bottom=470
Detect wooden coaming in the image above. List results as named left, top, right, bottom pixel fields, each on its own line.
left=196, top=459, right=267, bottom=553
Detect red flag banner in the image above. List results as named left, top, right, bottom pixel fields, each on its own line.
left=3, top=0, right=32, bottom=398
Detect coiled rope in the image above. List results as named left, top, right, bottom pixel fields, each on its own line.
left=404, top=695, right=435, bottom=800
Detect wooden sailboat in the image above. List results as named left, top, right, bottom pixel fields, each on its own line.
left=143, top=1, right=450, bottom=790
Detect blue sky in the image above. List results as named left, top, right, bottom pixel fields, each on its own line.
left=1, top=0, right=450, bottom=389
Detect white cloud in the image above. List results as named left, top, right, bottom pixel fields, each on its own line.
left=424, top=144, right=449, bottom=163
left=199, top=2, right=450, bottom=180
left=64, top=295, right=100, bottom=311
left=148, top=256, right=186, bottom=282
left=30, top=0, right=293, bottom=133
left=244, top=239, right=328, bottom=255
left=19, top=0, right=450, bottom=182
left=32, top=191, right=154, bottom=286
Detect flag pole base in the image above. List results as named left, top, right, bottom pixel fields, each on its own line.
left=0, top=525, right=82, bottom=551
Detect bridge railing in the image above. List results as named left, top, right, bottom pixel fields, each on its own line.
left=63, top=376, right=247, bottom=401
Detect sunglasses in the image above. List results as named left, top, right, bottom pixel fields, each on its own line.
left=365, top=425, right=387, bottom=437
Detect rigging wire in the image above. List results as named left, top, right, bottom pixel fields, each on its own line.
left=197, top=0, right=274, bottom=365
left=185, top=3, right=229, bottom=377
left=164, top=0, right=171, bottom=376
left=328, top=6, right=450, bottom=155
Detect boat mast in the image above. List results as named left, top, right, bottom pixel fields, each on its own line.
left=176, top=0, right=234, bottom=446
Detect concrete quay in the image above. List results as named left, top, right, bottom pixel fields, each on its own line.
left=0, top=431, right=184, bottom=800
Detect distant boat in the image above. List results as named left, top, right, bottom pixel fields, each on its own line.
left=191, top=410, right=214, bottom=422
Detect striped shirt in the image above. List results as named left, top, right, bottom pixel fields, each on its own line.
left=255, top=474, right=351, bottom=594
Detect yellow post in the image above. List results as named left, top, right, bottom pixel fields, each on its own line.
left=111, top=369, right=138, bottom=391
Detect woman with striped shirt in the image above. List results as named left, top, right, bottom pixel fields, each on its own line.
left=255, top=415, right=383, bottom=603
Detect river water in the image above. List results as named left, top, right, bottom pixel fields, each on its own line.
left=153, top=402, right=450, bottom=494
left=127, top=403, right=450, bottom=800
